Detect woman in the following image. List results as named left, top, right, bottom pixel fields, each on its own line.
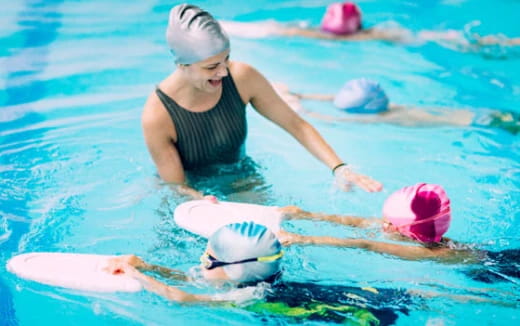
left=280, top=183, right=520, bottom=283
left=220, top=2, right=520, bottom=49
left=273, top=78, right=520, bottom=134
left=142, top=4, right=382, bottom=199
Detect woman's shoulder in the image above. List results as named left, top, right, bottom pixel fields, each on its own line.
left=229, top=61, right=264, bottom=83
left=141, top=88, right=172, bottom=129
left=229, top=61, right=270, bottom=102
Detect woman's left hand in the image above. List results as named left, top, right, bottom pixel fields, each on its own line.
left=334, top=165, right=383, bottom=192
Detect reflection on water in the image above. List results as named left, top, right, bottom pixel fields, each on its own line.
left=187, top=156, right=274, bottom=203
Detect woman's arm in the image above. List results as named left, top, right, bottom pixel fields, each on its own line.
left=142, top=93, right=205, bottom=200
left=232, top=62, right=382, bottom=192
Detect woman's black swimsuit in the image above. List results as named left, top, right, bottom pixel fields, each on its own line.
left=156, top=72, right=247, bottom=170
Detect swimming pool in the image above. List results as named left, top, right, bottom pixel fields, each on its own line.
left=1, top=0, right=519, bottom=324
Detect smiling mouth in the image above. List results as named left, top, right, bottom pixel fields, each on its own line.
left=208, top=79, right=222, bottom=87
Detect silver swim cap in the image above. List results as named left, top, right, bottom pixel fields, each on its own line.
left=208, top=222, right=282, bottom=283
left=166, top=4, right=230, bottom=64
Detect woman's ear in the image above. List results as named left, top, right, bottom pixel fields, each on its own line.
left=177, top=63, right=191, bottom=72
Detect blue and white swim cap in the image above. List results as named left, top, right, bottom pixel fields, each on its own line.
left=333, top=78, right=389, bottom=113
left=166, top=4, right=230, bottom=64
left=208, top=222, right=282, bottom=283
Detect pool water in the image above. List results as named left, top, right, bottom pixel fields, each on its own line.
left=1, top=0, right=519, bottom=325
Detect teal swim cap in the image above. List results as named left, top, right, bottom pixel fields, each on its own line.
left=208, top=222, right=282, bottom=283
left=166, top=4, right=230, bottom=64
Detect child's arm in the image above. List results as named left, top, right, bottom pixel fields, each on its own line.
left=279, top=206, right=379, bottom=228
left=409, top=289, right=518, bottom=308
left=289, top=91, right=335, bottom=102
left=107, top=255, right=187, bottom=281
left=111, top=259, right=259, bottom=304
left=280, top=232, right=455, bottom=261
left=126, top=265, right=210, bottom=303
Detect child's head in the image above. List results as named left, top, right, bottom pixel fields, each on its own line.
left=321, top=2, right=362, bottom=35
left=382, top=183, right=451, bottom=243
left=202, top=222, right=282, bottom=283
left=333, top=78, right=389, bottom=113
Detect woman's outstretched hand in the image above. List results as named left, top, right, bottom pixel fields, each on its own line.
left=334, top=165, right=383, bottom=192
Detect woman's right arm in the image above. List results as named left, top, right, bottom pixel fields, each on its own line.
left=142, top=94, right=205, bottom=199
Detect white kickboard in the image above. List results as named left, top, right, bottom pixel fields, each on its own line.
left=174, top=200, right=282, bottom=238
left=6, top=252, right=142, bottom=293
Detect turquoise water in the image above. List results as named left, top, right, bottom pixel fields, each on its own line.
left=1, top=0, right=519, bottom=325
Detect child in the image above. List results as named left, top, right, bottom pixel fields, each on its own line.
left=282, top=183, right=519, bottom=283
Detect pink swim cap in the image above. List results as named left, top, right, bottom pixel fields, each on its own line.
left=321, top=2, right=362, bottom=35
left=382, top=183, right=451, bottom=243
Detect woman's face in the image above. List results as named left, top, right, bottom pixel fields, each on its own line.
left=180, top=49, right=230, bottom=93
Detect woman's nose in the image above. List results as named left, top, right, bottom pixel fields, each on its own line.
left=216, top=62, right=228, bottom=77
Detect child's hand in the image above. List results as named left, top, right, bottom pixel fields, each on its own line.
left=104, top=255, right=145, bottom=274
left=280, top=205, right=302, bottom=215
left=203, top=195, right=218, bottom=204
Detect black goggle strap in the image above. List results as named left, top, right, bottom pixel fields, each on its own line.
left=201, top=251, right=284, bottom=269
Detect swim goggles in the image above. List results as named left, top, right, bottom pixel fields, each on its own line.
left=200, top=251, right=284, bottom=270
left=383, top=208, right=451, bottom=240
left=383, top=208, right=451, bottom=230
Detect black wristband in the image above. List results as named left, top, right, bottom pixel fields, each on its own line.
left=332, top=163, right=347, bottom=174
